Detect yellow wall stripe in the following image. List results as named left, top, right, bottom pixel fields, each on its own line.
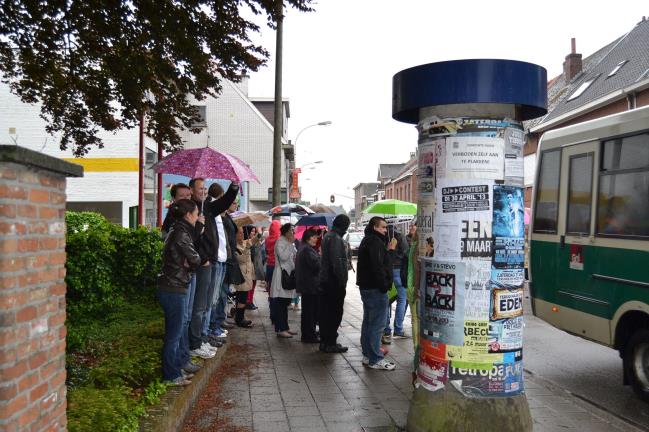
left=62, top=158, right=139, bottom=172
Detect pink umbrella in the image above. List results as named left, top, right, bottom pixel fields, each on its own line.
left=152, top=147, right=259, bottom=183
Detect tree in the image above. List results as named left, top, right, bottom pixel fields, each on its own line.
left=0, top=0, right=313, bottom=156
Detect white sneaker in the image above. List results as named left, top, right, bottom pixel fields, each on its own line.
left=362, top=356, right=369, bottom=365
left=190, top=346, right=215, bottom=359
left=369, top=358, right=396, bottom=371
left=201, top=342, right=217, bottom=353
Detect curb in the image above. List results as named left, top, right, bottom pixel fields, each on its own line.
left=139, top=343, right=229, bottom=432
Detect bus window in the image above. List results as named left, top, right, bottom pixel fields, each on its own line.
left=533, top=149, right=561, bottom=233
left=597, top=132, right=649, bottom=237
left=566, top=153, right=594, bottom=235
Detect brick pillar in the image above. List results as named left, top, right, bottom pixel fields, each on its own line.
left=0, top=146, right=82, bottom=432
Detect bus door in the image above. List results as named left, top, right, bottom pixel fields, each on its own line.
left=556, top=141, right=611, bottom=343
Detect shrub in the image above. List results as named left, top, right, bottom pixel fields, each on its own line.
left=66, top=211, right=111, bottom=234
left=65, top=211, right=163, bottom=322
left=65, top=227, right=119, bottom=322
left=112, top=227, right=163, bottom=300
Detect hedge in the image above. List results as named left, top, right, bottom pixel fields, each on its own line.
left=65, top=211, right=163, bottom=323
left=65, top=212, right=167, bottom=431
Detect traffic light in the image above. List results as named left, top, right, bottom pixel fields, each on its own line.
left=330, top=194, right=335, bottom=204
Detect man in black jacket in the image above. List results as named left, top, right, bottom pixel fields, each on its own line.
left=295, top=229, right=321, bottom=343
left=318, top=214, right=351, bottom=353
left=356, top=216, right=397, bottom=370
left=187, top=178, right=239, bottom=359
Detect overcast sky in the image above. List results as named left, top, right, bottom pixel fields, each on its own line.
left=246, top=1, right=647, bottom=209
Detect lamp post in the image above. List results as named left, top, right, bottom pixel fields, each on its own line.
left=289, top=121, right=330, bottom=205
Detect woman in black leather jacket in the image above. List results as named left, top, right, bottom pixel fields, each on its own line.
left=158, top=199, right=203, bottom=386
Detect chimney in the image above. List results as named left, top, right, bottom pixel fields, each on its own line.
left=563, top=38, right=583, bottom=82
left=235, top=74, right=249, bottom=96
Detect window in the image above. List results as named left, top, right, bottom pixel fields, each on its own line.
left=566, top=153, right=593, bottom=234
left=567, top=76, right=599, bottom=101
left=607, top=60, right=627, bottom=78
left=597, top=132, right=649, bottom=237
left=191, top=105, right=206, bottom=127
left=533, top=149, right=561, bottom=233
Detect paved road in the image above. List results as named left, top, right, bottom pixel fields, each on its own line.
left=181, top=276, right=645, bottom=431
left=524, top=293, right=649, bottom=430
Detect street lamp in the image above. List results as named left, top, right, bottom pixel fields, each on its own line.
left=294, top=121, right=332, bottom=149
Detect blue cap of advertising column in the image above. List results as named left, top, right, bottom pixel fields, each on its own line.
left=392, top=59, right=547, bottom=432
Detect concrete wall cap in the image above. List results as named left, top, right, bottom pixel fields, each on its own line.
left=0, top=145, right=84, bottom=177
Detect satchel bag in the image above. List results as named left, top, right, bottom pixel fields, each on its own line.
left=281, top=269, right=296, bottom=291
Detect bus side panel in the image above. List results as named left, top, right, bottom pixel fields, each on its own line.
left=530, top=239, right=558, bottom=304
left=591, top=244, right=649, bottom=322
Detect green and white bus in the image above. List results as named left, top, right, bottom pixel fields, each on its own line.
left=530, top=105, right=649, bottom=400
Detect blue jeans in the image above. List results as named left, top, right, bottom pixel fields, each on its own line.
left=385, top=268, right=407, bottom=335
left=204, top=262, right=226, bottom=336
left=189, top=264, right=212, bottom=350
left=178, top=275, right=196, bottom=367
left=210, top=265, right=231, bottom=334
left=158, top=290, right=187, bottom=381
left=361, top=289, right=389, bottom=365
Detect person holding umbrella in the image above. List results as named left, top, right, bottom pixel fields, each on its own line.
left=187, top=178, right=239, bottom=359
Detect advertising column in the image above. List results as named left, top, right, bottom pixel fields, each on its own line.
left=392, top=59, right=547, bottom=432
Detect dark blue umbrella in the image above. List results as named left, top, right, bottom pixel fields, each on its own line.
left=295, top=213, right=336, bottom=228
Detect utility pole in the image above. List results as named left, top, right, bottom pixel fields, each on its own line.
left=392, top=59, right=547, bottom=431
left=271, top=3, right=283, bottom=206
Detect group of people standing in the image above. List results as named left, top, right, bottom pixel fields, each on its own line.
left=156, top=178, right=417, bottom=384
left=157, top=178, right=263, bottom=386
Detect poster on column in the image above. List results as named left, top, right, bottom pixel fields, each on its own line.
left=417, top=197, right=435, bottom=257
left=418, top=139, right=439, bottom=197
left=436, top=139, right=447, bottom=180
left=460, top=217, right=493, bottom=260
left=492, top=185, right=525, bottom=269
left=444, top=137, right=505, bottom=180
left=488, top=316, right=523, bottom=360
left=504, top=127, right=525, bottom=186
left=449, top=360, right=524, bottom=397
left=436, top=179, right=493, bottom=219
left=417, top=339, right=449, bottom=392
left=421, top=258, right=466, bottom=345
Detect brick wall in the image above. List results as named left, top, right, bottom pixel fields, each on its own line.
left=0, top=146, right=82, bottom=432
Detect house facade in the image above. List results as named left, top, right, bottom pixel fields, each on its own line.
left=352, top=182, right=379, bottom=225
left=0, top=77, right=291, bottom=225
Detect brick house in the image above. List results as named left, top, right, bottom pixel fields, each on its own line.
left=352, top=182, right=379, bottom=225
left=523, top=17, right=649, bottom=207
left=383, top=154, right=418, bottom=204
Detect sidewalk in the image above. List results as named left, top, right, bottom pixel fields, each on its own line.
left=181, top=283, right=642, bottom=432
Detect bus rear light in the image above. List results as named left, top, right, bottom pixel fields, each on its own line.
left=552, top=306, right=559, bottom=312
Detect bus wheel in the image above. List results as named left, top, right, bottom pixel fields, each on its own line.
left=624, top=329, right=649, bottom=401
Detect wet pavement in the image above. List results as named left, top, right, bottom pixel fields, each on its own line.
left=182, top=277, right=644, bottom=432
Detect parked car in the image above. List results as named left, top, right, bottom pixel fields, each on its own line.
left=344, top=232, right=364, bottom=257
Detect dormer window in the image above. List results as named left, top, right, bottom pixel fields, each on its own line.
left=607, top=60, right=627, bottom=78
left=567, top=75, right=599, bottom=101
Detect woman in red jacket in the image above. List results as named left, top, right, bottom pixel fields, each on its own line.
left=265, top=220, right=281, bottom=325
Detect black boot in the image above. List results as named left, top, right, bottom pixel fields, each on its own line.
left=235, top=307, right=252, bottom=328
